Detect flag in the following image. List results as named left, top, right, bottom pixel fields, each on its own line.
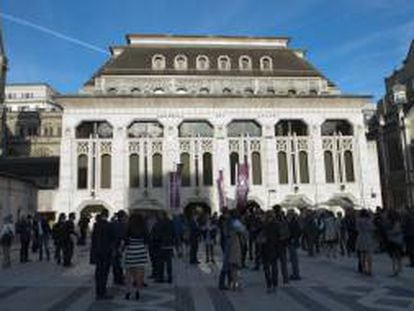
left=236, top=158, right=249, bottom=212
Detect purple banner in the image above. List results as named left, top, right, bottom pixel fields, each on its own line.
left=217, top=169, right=227, bottom=211
left=236, top=159, right=249, bottom=212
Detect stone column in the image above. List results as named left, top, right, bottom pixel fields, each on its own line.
left=310, top=118, right=324, bottom=205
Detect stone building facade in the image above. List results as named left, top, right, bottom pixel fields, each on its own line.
left=370, top=40, right=414, bottom=209
left=46, top=34, right=381, bottom=216
left=0, top=25, right=7, bottom=157
left=4, top=84, right=62, bottom=157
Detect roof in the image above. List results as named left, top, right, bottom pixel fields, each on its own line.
left=85, top=45, right=326, bottom=86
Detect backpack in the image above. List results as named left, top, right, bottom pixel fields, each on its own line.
left=1, top=228, right=13, bottom=246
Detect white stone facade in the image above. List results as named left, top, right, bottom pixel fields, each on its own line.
left=43, top=34, right=383, bottom=216
left=49, top=96, right=382, bottom=215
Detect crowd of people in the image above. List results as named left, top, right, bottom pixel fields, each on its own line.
left=1, top=205, right=414, bottom=300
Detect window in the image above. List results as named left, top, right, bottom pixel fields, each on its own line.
left=176, top=88, right=187, bottom=94
left=76, top=121, right=113, bottom=139
left=321, top=120, right=353, bottom=136
left=267, top=87, right=276, bottom=95
left=131, top=88, right=141, bottom=94
left=107, top=87, right=117, bottom=94
left=299, top=151, right=309, bottom=183
left=129, top=154, right=139, bottom=188
left=230, top=152, right=239, bottom=185
left=174, top=54, right=188, bottom=70
left=324, top=151, right=335, bottom=183
left=203, top=153, right=213, bottom=186
left=152, top=54, right=166, bottom=70
left=239, top=56, right=252, bottom=70
left=180, top=153, right=191, bottom=187
left=278, top=152, right=288, bottom=184
left=252, top=152, right=262, bottom=185
left=260, top=56, right=273, bottom=71
left=344, top=150, right=355, bottom=182
left=223, top=88, right=232, bottom=94
left=153, top=88, right=165, bottom=94
left=244, top=88, right=254, bottom=95
left=275, top=120, right=308, bottom=136
left=227, top=120, right=262, bottom=137
left=128, top=121, right=163, bottom=138
left=78, top=154, right=88, bottom=189
left=196, top=55, right=209, bottom=70
left=152, top=153, right=163, bottom=187
left=218, top=55, right=231, bottom=70
left=101, top=154, right=111, bottom=189
left=199, top=87, right=210, bottom=94
left=179, top=120, right=214, bottom=137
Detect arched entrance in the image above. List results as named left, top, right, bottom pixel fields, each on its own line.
left=80, top=204, right=109, bottom=220
left=184, top=201, right=211, bottom=220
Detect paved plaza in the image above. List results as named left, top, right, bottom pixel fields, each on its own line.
left=0, top=246, right=414, bottom=311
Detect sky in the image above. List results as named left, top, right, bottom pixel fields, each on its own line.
left=1, top=0, right=413, bottom=100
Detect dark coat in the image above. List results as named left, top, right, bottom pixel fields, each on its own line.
left=90, top=219, right=115, bottom=264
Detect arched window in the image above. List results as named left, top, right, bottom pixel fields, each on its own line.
left=321, top=120, right=353, bottom=136
left=230, top=152, right=239, bottom=185
left=218, top=55, right=231, bottom=70
left=107, top=87, right=117, bottom=94
left=278, top=152, right=288, bottom=184
left=77, top=154, right=88, bottom=189
left=239, top=56, right=252, bottom=70
left=260, top=56, right=273, bottom=71
left=199, top=87, right=210, bottom=94
left=324, top=151, right=335, bottom=183
left=344, top=150, right=355, bottom=182
left=128, top=121, right=164, bottom=138
left=196, top=55, right=209, bottom=70
left=153, top=88, right=165, bottom=94
left=178, top=120, right=214, bottom=137
left=252, top=152, right=262, bottom=185
left=180, top=153, right=191, bottom=187
left=152, top=153, right=163, bottom=187
left=267, top=87, right=276, bottom=95
left=223, top=88, right=232, bottom=94
left=131, top=88, right=141, bottom=94
left=152, top=54, right=166, bottom=70
left=174, top=54, right=188, bottom=70
left=129, top=154, right=140, bottom=188
left=299, top=151, right=309, bottom=183
left=227, top=120, right=262, bottom=137
left=203, top=152, right=213, bottom=186
left=275, top=120, right=308, bottom=136
left=76, top=121, right=113, bottom=139
left=176, top=88, right=188, bottom=94
left=101, top=154, right=111, bottom=189
left=244, top=88, right=254, bottom=95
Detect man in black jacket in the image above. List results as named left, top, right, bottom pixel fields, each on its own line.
left=91, top=210, right=115, bottom=300
left=153, top=213, right=175, bottom=283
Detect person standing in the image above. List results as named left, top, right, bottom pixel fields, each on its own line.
left=355, top=209, right=375, bottom=276
left=403, top=209, right=414, bottom=267
left=77, top=215, right=90, bottom=246
left=112, top=210, right=128, bottom=285
left=0, top=215, right=14, bottom=268
left=154, top=213, right=175, bottom=283
left=204, top=216, right=217, bottom=263
left=35, top=214, right=52, bottom=261
left=16, top=215, right=32, bottom=263
left=91, top=210, right=115, bottom=300
left=323, top=211, right=340, bottom=259
left=52, top=213, right=66, bottom=264
left=218, top=209, right=231, bottom=290
left=123, top=213, right=149, bottom=300
left=189, top=214, right=200, bottom=264
left=385, top=210, right=404, bottom=277
left=273, top=205, right=290, bottom=285
left=287, top=209, right=301, bottom=280
left=62, top=212, right=77, bottom=267
left=262, top=211, right=278, bottom=292
left=228, top=210, right=247, bottom=291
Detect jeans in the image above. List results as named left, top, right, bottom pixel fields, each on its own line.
left=279, top=246, right=289, bottom=283
left=157, top=248, right=173, bottom=282
left=263, top=258, right=278, bottom=288
left=288, top=244, right=300, bottom=278
left=189, top=237, right=199, bottom=264
left=2, top=245, right=11, bottom=268
left=219, top=241, right=230, bottom=288
left=39, top=235, right=50, bottom=261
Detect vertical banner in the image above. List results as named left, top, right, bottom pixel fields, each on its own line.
left=169, top=172, right=176, bottom=210
left=175, top=163, right=182, bottom=210
left=236, top=158, right=249, bottom=212
left=217, top=169, right=227, bottom=211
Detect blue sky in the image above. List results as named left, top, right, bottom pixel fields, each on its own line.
left=1, top=0, right=413, bottom=100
